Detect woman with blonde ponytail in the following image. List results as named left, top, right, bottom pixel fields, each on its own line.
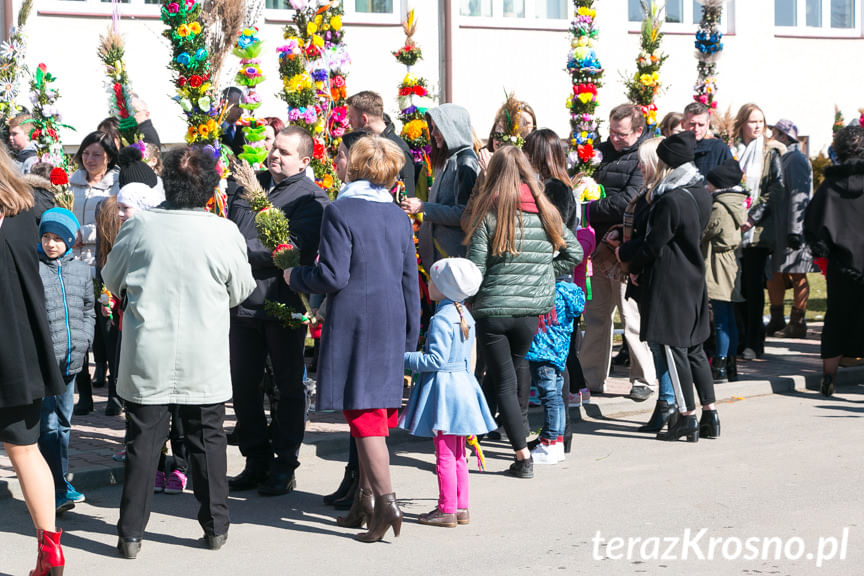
left=463, top=146, right=582, bottom=479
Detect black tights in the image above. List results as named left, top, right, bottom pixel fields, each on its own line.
left=476, top=316, right=538, bottom=452
left=669, top=343, right=715, bottom=412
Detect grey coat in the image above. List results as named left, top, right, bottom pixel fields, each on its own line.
left=418, top=104, right=480, bottom=268
left=775, top=143, right=814, bottom=273
left=38, top=251, right=95, bottom=378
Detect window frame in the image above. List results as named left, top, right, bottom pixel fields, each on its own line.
left=264, top=0, right=405, bottom=25
left=774, top=0, right=862, bottom=37
left=37, top=0, right=162, bottom=18
left=627, top=0, right=736, bottom=35
left=458, top=0, right=571, bottom=31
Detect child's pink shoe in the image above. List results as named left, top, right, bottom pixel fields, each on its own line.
left=165, top=470, right=187, bottom=494
left=154, top=471, right=166, bottom=493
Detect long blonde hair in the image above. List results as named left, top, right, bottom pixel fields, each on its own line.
left=0, top=145, right=33, bottom=217
left=732, top=103, right=765, bottom=144
left=96, top=196, right=122, bottom=268
left=461, top=146, right=565, bottom=256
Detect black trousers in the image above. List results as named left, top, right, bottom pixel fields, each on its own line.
left=229, top=317, right=307, bottom=472
left=739, top=247, right=771, bottom=355
left=476, top=316, right=538, bottom=452
left=669, top=343, right=716, bottom=412
left=118, top=402, right=228, bottom=539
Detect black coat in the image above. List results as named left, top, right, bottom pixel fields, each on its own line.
left=0, top=209, right=65, bottom=408
left=618, top=174, right=713, bottom=347
left=544, top=178, right=578, bottom=235
left=589, top=133, right=649, bottom=240
left=694, top=137, right=734, bottom=177
left=229, top=171, right=330, bottom=319
left=804, top=160, right=864, bottom=284
left=381, top=123, right=416, bottom=198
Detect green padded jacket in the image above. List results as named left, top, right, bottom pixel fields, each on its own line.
left=466, top=211, right=583, bottom=319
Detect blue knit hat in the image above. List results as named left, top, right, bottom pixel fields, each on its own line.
left=39, top=208, right=80, bottom=252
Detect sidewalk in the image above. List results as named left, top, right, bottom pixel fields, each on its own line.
left=2, top=323, right=862, bottom=500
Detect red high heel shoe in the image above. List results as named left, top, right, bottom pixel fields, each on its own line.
left=30, top=529, right=64, bottom=576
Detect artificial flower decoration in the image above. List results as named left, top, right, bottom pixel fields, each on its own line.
left=566, top=0, right=604, bottom=176
left=693, top=0, right=727, bottom=110
left=392, top=10, right=432, bottom=165
left=26, top=63, right=73, bottom=169
left=98, top=7, right=145, bottom=148
left=0, top=0, right=32, bottom=129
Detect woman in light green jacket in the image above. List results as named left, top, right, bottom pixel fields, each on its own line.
left=103, top=147, right=256, bottom=559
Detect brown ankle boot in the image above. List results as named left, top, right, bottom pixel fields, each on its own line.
left=336, top=487, right=374, bottom=529
left=355, top=492, right=402, bottom=543
left=780, top=307, right=807, bottom=338
left=765, top=305, right=786, bottom=336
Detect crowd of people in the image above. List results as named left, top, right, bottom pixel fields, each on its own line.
left=2, top=83, right=863, bottom=574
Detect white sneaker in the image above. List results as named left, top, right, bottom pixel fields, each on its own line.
left=741, top=348, right=757, bottom=360
left=531, top=441, right=562, bottom=465
left=555, top=441, right=565, bottom=462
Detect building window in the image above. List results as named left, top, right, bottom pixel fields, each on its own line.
left=460, top=0, right=568, bottom=25
left=39, top=0, right=160, bottom=15
left=264, top=0, right=403, bottom=23
left=354, top=0, right=393, bottom=12
left=628, top=0, right=728, bottom=28
left=775, top=0, right=859, bottom=33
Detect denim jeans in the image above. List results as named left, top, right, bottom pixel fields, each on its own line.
left=711, top=300, right=738, bottom=359
left=529, top=361, right=565, bottom=440
left=39, top=375, right=76, bottom=496
left=648, top=343, right=675, bottom=405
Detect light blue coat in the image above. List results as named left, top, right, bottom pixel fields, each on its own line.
left=399, top=300, right=497, bottom=437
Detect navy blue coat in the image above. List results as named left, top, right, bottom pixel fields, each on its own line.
left=290, top=198, right=420, bottom=411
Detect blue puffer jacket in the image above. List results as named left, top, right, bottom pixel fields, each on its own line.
left=525, top=281, right=585, bottom=372
left=38, top=251, right=95, bottom=377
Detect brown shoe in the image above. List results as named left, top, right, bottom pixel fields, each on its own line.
left=456, top=508, right=470, bottom=525
left=337, top=487, right=373, bottom=529
left=418, top=507, right=457, bottom=528
left=355, top=492, right=402, bottom=542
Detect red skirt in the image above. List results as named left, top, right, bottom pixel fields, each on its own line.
left=343, top=408, right=398, bottom=438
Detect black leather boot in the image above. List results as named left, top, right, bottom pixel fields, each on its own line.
left=657, top=414, right=699, bottom=443
left=323, top=466, right=356, bottom=506
left=712, top=357, right=728, bottom=383
left=637, top=400, right=677, bottom=433
left=355, top=493, right=402, bottom=543
left=726, top=355, right=738, bottom=382
left=699, top=409, right=721, bottom=438
left=228, top=459, right=270, bottom=491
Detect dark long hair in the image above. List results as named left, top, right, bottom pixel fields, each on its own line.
left=523, top=129, right=571, bottom=188
left=426, top=112, right=449, bottom=170
left=74, top=131, right=120, bottom=171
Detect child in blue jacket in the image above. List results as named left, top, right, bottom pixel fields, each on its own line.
left=37, top=208, right=95, bottom=513
left=526, top=279, right=585, bottom=464
left=400, top=258, right=497, bottom=528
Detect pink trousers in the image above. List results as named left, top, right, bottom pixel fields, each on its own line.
left=434, top=432, right=469, bottom=513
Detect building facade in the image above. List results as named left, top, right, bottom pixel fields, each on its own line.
left=3, top=0, right=863, bottom=154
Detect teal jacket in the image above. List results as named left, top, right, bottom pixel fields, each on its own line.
left=466, top=207, right=582, bottom=319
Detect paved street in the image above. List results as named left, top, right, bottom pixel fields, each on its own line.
left=2, top=386, right=863, bottom=576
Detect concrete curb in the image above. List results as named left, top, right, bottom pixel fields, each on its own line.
left=3, top=365, right=862, bottom=500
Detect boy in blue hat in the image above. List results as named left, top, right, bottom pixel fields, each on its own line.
left=37, top=207, right=95, bottom=513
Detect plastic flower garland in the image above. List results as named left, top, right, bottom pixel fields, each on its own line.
left=625, top=1, right=667, bottom=132
left=25, top=64, right=72, bottom=169
left=394, top=9, right=433, bottom=167
left=277, top=1, right=344, bottom=198
left=162, top=0, right=230, bottom=216
left=566, top=0, right=604, bottom=176
left=98, top=23, right=144, bottom=147
left=693, top=0, right=725, bottom=111
left=233, top=26, right=268, bottom=169
left=0, top=0, right=32, bottom=129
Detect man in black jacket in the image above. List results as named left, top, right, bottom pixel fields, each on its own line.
left=683, top=101, right=734, bottom=177
left=227, top=126, right=329, bottom=495
left=347, top=90, right=415, bottom=197
left=582, top=104, right=657, bottom=401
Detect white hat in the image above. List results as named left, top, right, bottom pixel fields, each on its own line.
left=430, top=258, right=483, bottom=302
left=117, top=179, right=166, bottom=212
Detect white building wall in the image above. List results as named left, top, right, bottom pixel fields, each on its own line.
left=12, top=1, right=864, bottom=155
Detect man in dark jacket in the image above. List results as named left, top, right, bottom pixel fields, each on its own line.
left=228, top=126, right=329, bottom=495
left=582, top=103, right=656, bottom=401
left=347, top=91, right=415, bottom=197
left=683, top=102, right=734, bottom=177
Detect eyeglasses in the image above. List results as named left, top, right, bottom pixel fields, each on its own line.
left=609, top=129, right=634, bottom=139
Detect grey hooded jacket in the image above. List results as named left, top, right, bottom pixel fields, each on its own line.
left=419, top=104, right=480, bottom=269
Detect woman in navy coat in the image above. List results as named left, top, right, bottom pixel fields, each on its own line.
left=287, top=135, right=420, bottom=543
